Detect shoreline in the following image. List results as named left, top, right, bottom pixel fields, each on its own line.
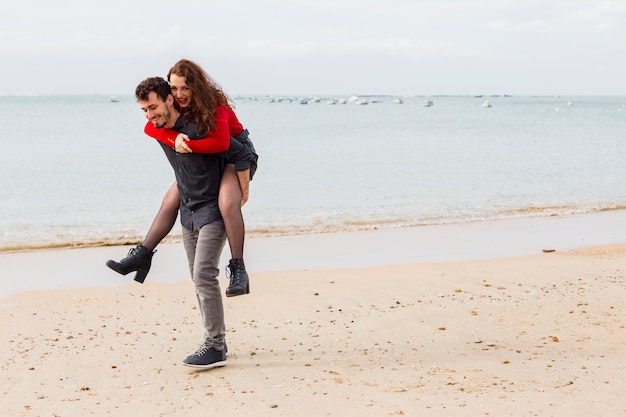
left=3, top=205, right=626, bottom=254
left=2, top=209, right=626, bottom=298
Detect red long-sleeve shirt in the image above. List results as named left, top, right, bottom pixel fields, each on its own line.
left=144, top=105, right=244, bottom=153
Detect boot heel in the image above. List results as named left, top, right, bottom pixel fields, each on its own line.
left=106, top=245, right=155, bottom=283
left=134, top=268, right=149, bottom=284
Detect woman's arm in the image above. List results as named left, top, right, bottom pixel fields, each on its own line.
left=177, top=106, right=246, bottom=153
left=143, top=105, right=232, bottom=153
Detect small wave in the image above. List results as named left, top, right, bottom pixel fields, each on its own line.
left=503, top=203, right=626, bottom=217
left=2, top=204, right=625, bottom=253
left=0, top=235, right=182, bottom=254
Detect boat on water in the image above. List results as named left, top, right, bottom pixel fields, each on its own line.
left=393, top=98, right=403, bottom=104
left=482, top=100, right=492, bottom=108
left=422, top=100, right=433, bottom=107
left=109, top=96, right=119, bottom=103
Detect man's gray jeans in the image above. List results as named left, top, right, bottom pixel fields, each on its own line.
left=182, top=220, right=227, bottom=350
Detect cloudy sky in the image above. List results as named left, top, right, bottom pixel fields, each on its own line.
left=2, top=0, right=624, bottom=96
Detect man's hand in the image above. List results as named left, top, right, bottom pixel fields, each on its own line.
left=175, top=133, right=192, bottom=153
left=237, top=169, right=250, bottom=207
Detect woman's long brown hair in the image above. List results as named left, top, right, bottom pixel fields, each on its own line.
left=167, top=59, right=231, bottom=136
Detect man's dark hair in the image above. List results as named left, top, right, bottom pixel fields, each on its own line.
left=135, top=77, right=172, bottom=102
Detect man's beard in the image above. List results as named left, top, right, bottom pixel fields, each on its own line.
left=152, top=108, right=170, bottom=128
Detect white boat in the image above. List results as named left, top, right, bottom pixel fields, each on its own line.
left=109, top=96, right=119, bottom=103
left=327, top=98, right=337, bottom=105
left=393, top=98, right=403, bottom=104
left=355, top=98, right=369, bottom=105
left=422, top=100, right=433, bottom=107
left=338, top=98, right=347, bottom=104
left=482, top=100, right=492, bottom=108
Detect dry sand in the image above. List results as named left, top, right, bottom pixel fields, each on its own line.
left=1, top=215, right=626, bottom=416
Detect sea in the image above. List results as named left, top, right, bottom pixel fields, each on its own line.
left=1, top=94, right=625, bottom=252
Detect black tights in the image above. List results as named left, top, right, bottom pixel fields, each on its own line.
left=142, top=165, right=244, bottom=260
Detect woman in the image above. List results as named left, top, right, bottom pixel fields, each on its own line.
left=106, top=59, right=258, bottom=297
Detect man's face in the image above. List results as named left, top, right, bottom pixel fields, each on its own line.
left=138, top=91, right=175, bottom=128
left=170, top=74, right=192, bottom=110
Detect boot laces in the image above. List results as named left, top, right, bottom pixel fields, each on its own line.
left=123, top=246, right=139, bottom=261
left=226, top=260, right=240, bottom=282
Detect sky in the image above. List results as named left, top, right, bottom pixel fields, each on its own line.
left=1, top=0, right=624, bottom=96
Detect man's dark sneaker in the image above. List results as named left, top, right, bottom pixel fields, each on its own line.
left=225, top=258, right=250, bottom=297
left=182, top=341, right=227, bottom=369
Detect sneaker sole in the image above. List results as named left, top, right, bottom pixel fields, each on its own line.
left=181, top=360, right=227, bottom=369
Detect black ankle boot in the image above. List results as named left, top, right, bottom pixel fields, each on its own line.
left=106, top=245, right=155, bottom=284
left=225, top=258, right=250, bottom=297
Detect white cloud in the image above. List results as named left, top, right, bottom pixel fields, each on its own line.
left=0, top=0, right=624, bottom=95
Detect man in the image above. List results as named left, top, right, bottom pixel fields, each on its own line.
left=135, top=76, right=253, bottom=369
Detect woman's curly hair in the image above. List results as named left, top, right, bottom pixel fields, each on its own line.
left=167, top=59, right=232, bottom=136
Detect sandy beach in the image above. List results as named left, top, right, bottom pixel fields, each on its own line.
left=1, top=212, right=625, bottom=416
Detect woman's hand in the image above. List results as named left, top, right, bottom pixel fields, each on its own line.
left=175, top=133, right=192, bottom=153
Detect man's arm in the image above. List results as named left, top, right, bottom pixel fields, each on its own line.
left=224, top=137, right=254, bottom=203
left=237, top=168, right=250, bottom=207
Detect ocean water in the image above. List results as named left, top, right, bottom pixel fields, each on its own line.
left=1, top=94, right=625, bottom=251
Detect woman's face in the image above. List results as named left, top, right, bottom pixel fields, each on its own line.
left=169, top=74, right=193, bottom=109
